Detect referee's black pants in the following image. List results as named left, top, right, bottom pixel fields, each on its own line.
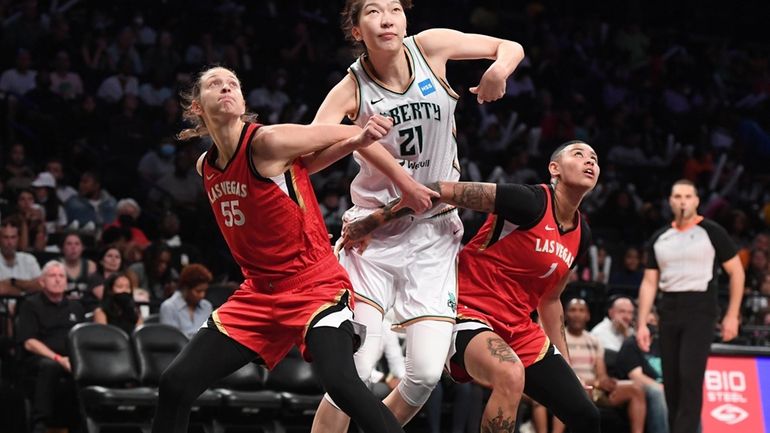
left=659, top=292, right=716, bottom=433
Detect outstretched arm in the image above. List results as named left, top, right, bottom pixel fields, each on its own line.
left=341, top=181, right=496, bottom=244
left=302, top=115, right=394, bottom=174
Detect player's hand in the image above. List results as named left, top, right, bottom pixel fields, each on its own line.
left=336, top=217, right=378, bottom=255
left=469, top=64, right=506, bottom=104
left=392, top=181, right=439, bottom=215
left=355, top=115, right=393, bottom=148
left=58, top=356, right=72, bottom=373
left=636, top=325, right=650, bottom=352
left=720, top=314, right=740, bottom=342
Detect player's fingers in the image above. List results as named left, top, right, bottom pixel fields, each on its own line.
left=469, top=86, right=479, bottom=94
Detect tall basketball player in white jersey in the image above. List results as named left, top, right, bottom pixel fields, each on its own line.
left=311, top=1, right=525, bottom=431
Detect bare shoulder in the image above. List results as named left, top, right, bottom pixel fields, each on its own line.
left=315, top=72, right=359, bottom=123
left=196, top=151, right=207, bottom=176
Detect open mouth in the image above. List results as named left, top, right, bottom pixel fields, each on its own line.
left=583, top=168, right=595, bottom=178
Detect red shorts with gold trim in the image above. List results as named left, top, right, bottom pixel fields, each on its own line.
left=448, top=303, right=550, bottom=383
left=206, top=254, right=359, bottom=369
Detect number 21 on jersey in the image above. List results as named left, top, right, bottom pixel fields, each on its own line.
left=221, top=200, right=245, bottom=227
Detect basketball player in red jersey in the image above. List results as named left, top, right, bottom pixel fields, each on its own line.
left=151, top=66, right=405, bottom=433
left=341, top=141, right=602, bottom=432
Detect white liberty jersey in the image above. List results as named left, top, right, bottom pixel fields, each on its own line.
left=348, top=36, right=460, bottom=217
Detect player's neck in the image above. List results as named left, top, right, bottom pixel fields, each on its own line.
left=366, top=46, right=411, bottom=88
left=209, top=118, right=245, bottom=164
left=553, top=185, right=581, bottom=230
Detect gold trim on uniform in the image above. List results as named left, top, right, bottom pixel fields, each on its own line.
left=360, top=45, right=416, bottom=95
left=393, top=315, right=456, bottom=330
left=302, top=288, right=348, bottom=340
left=354, top=293, right=385, bottom=314
left=412, top=36, right=461, bottom=100
left=348, top=69, right=361, bottom=122
left=289, top=166, right=306, bottom=211
left=535, top=337, right=551, bottom=363
left=211, top=310, right=229, bottom=336
left=479, top=215, right=499, bottom=251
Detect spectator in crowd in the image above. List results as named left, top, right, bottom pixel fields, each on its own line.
left=129, top=243, right=178, bottom=301
left=538, top=298, right=646, bottom=433
left=0, top=220, right=41, bottom=295
left=158, top=211, right=200, bottom=270
left=159, top=263, right=212, bottom=339
left=49, top=50, right=83, bottom=100
left=137, top=137, right=177, bottom=188
left=85, top=246, right=125, bottom=302
left=59, top=232, right=97, bottom=296
left=13, top=189, right=47, bottom=252
left=44, top=159, right=78, bottom=204
left=148, top=141, right=204, bottom=211
left=96, top=56, right=139, bottom=104
left=591, top=296, right=635, bottom=352
left=31, top=172, right=68, bottom=234
left=105, top=198, right=150, bottom=248
left=0, top=49, right=36, bottom=96
left=64, top=171, right=117, bottom=228
left=609, top=246, right=645, bottom=295
left=3, top=143, right=36, bottom=191
left=616, top=310, right=668, bottom=433
left=16, top=261, right=85, bottom=433
left=93, top=271, right=142, bottom=335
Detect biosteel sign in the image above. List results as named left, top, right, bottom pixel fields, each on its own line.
left=702, top=356, right=769, bottom=432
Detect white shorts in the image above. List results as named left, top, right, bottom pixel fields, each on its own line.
left=339, top=205, right=463, bottom=328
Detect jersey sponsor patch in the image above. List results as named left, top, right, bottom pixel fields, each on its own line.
left=418, top=78, right=435, bottom=96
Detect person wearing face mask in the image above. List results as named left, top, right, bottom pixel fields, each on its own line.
left=93, top=271, right=142, bottom=334
left=159, top=264, right=213, bottom=339
left=105, top=198, right=150, bottom=248
left=636, top=179, right=744, bottom=433
left=137, top=137, right=176, bottom=188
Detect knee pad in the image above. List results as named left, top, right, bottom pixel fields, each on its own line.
left=398, top=320, right=453, bottom=407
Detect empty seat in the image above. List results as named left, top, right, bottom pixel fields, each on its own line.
left=68, top=323, right=156, bottom=433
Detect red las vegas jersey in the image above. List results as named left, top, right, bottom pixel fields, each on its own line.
left=202, top=123, right=334, bottom=281
left=458, top=184, right=590, bottom=326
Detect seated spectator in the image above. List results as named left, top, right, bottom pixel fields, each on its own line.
left=137, top=138, right=176, bottom=188
left=85, top=245, right=124, bottom=302
left=159, top=264, right=212, bottom=338
left=609, top=246, right=644, bottom=295
left=13, top=189, right=47, bottom=252
left=59, top=232, right=97, bottom=296
left=96, top=56, right=139, bottom=104
left=16, top=261, right=85, bottom=433
left=541, top=298, right=646, bottom=433
left=158, top=211, right=200, bottom=269
left=64, top=171, right=117, bottom=228
left=93, top=271, right=142, bottom=334
left=31, top=172, right=68, bottom=234
left=128, top=243, right=178, bottom=302
left=591, top=296, right=635, bottom=351
left=0, top=49, right=36, bottom=96
left=104, top=198, right=150, bottom=248
left=616, top=310, right=668, bottom=433
left=44, top=159, right=78, bottom=204
left=0, top=220, right=41, bottom=295
left=3, top=143, right=35, bottom=191
left=148, top=141, right=204, bottom=211
left=49, top=51, right=83, bottom=100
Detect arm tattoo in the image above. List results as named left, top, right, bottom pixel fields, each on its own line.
left=487, top=337, right=519, bottom=363
left=343, top=198, right=413, bottom=241
left=448, top=183, right=496, bottom=213
left=482, top=408, right=516, bottom=433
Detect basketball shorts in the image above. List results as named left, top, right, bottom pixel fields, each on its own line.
left=338, top=205, right=463, bottom=328
left=447, top=305, right=552, bottom=383
left=203, top=254, right=365, bottom=369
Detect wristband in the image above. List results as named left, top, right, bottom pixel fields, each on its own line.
left=53, top=354, right=60, bottom=362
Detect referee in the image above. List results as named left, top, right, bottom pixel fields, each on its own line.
left=636, top=179, right=744, bottom=433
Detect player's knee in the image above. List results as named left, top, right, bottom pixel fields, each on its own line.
left=491, top=362, right=525, bottom=396
left=352, top=341, right=381, bottom=382
left=158, top=365, right=193, bottom=405
left=398, top=366, right=443, bottom=407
